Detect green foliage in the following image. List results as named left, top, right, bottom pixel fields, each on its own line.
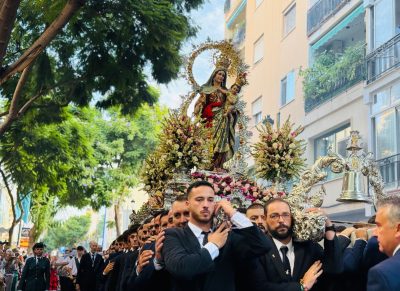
left=43, top=214, right=91, bottom=250
left=300, top=42, right=365, bottom=100
left=89, top=103, right=168, bottom=209
left=1, top=0, right=205, bottom=116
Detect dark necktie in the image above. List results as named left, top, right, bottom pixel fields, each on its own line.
left=280, top=246, right=291, bottom=277
left=201, top=231, right=210, bottom=246
left=91, top=253, right=95, bottom=266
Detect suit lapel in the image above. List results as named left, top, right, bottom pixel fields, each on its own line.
left=265, top=236, right=288, bottom=279
left=293, top=242, right=305, bottom=280
left=184, top=225, right=202, bottom=250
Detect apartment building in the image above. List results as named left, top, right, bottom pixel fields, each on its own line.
left=224, top=0, right=376, bottom=219
left=364, top=0, right=400, bottom=196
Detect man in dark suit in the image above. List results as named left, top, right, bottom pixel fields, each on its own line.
left=76, top=241, right=104, bottom=291
left=367, top=195, right=400, bottom=291
left=162, top=180, right=272, bottom=291
left=17, top=242, right=50, bottom=291
left=249, top=198, right=343, bottom=291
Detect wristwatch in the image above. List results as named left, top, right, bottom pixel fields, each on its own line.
left=325, top=224, right=336, bottom=232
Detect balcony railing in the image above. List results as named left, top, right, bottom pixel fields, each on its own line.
left=307, top=0, right=349, bottom=35
left=304, top=64, right=364, bottom=112
left=376, top=153, right=400, bottom=189
left=366, top=33, right=400, bottom=84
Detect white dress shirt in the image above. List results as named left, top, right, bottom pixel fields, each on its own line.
left=188, top=211, right=253, bottom=260
left=272, top=237, right=295, bottom=275
left=393, top=244, right=400, bottom=256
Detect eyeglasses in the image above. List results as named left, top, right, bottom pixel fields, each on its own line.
left=269, top=213, right=291, bottom=221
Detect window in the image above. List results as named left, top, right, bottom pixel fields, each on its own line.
left=374, top=0, right=394, bottom=48
left=314, top=125, right=351, bottom=180
left=281, top=71, right=295, bottom=106
left=252, top=96, right=263, bottom=125
left=256, top=0, right=263, bottom=8
left=253, top=35, right=264, bottom=64
left=283, top=4, right=296, bottom=37
left=374, top=109, right=398, bottom=159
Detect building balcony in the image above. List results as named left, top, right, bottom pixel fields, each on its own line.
left=366, top=33, right=400, bottom=84
left=303, top=43, right=365, bottom=113
left=307, top=0, right=349, bottom=35
left=376, top=153, right=400, bottom=189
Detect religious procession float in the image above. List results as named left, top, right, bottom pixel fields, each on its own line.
left=131, top=40, right=386, bottom=241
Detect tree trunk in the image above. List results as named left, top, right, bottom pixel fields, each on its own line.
left=0, top=168, right=23, bottom=244
left=28, top=225, right=37, bottom=250
left=114, top=203, right=121, bottom=237
left=0, top=0, right=20, bottom=66
left=0, top=64, right=32, bottom=136
left=0, top=0, right=85, bottom=84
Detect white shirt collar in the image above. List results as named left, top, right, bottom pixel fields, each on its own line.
left=272, top=237, right=294, bottom=253
left=393, top=244, right=400, bottom=256
left=188, top=222, right=211, bottom=239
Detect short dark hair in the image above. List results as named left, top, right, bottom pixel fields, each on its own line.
left=186, top=180, right=214, bottom=198
left=246, top=203, right=265, bottom=214
left=174, top=195, right=188, bottom=202
left=77, top=246, right=85, bottom=251
left=128, top=224, right=140, bottom=233
left=143, top=216, right=153, bottom=224
left=32, top=242, right=45, bottom=250
left=159, top=210, right=169, bottom=220
left=264, top=198, right=291, bottom=215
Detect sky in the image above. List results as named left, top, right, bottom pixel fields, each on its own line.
left=156, top=0, right=225, bottom=109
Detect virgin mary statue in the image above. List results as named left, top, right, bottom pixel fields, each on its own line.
left=194, top=67, right=240, bottom=171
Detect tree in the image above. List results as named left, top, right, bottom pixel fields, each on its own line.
left=91, top=103, right=167, bottom=235
left=0, top=105, right=97, bottom=242
left=0, top=0, right=205, bottom=136
left=43, top=214, right=91, bottom=250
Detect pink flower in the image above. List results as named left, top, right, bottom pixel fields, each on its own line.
left=225, top=186, right=231, bottom=192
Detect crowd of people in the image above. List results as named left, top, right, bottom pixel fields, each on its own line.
left=8, top=180, right=400, bottom=291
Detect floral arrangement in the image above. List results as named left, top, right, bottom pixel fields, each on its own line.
left=141, top=111, right=213, bottom=194
left=191, top=171, right=286, bottom=204
left=252, top=117, right=306, bottom=183
left=141, top=150, right=171, bottom=193
left=159, top=111, right=213, bottom=171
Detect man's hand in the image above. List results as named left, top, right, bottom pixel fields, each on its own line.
left=355, top=228, right=368, bottom=241
left=75, top=284, right=80, bottom=291
left=137, top=250, right=154, bottom=274
left=215, top=200, right=236, bottom=218
left=302, top=260, right=323, bottom=290
left=155, top=231, right=165, bottom=261
left=103, top=261, right=114, bottom=275
left=145, top=236, right=157, bottom=244
left=208, top=222, right=230, bottom=249
left=339, top=227, right=356, bottom=238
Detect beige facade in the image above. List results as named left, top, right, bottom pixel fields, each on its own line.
left=224, top=0, right=374, bottom=218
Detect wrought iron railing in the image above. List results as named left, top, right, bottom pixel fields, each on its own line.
left=224, top=0, right=231, bottom=13
left=376, top=153, right=400, bottom=189
left=366, top=33, right=400, bottom=84
left=307, top=0, right=349, bottom=35
left=304, top=63, right=365, bottom=113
